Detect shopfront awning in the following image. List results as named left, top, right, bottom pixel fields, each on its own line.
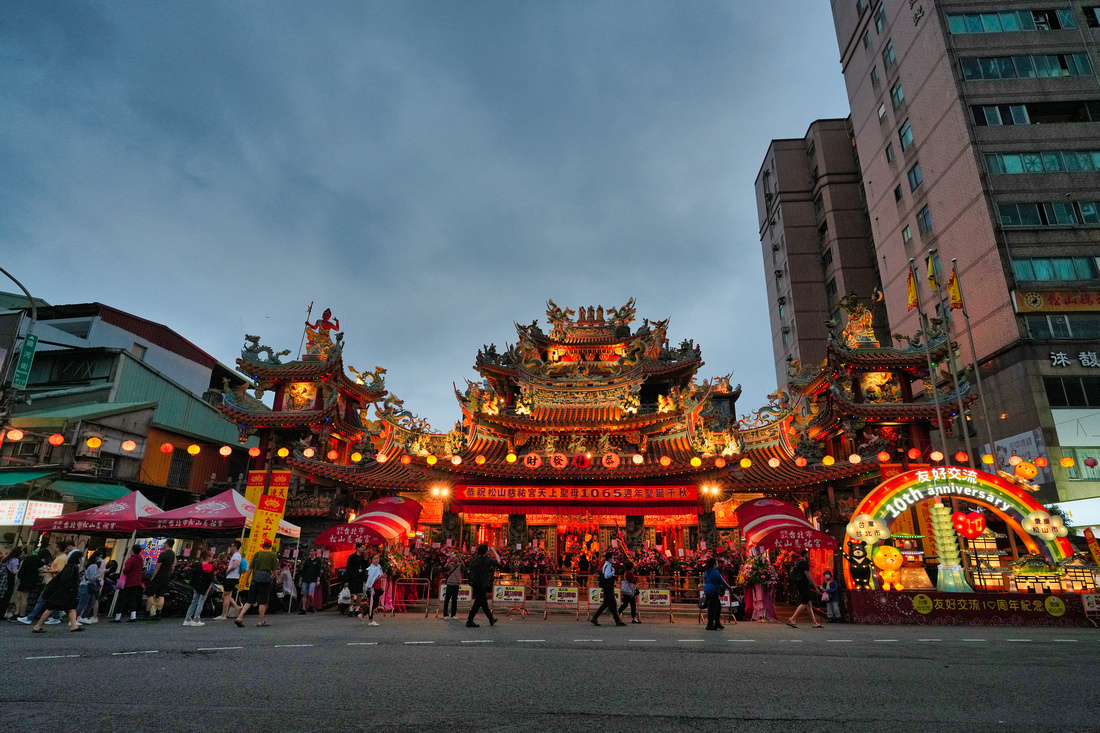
left=0, top=470, right=57, bottom=486
left=735, top=497, right=837, bottom=550
left=43, top=480, right=131, bottom=504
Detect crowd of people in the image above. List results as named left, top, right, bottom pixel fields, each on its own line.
left=1, top=539, right=839, bottom=633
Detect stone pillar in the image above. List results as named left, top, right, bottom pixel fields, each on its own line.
left=625, top=515, right=645, bottom=551
left=441, top=509, right=461, bottom=546
left=507, top=514, right=528, bottom=549
left=698, top=510, right=717, bottom=549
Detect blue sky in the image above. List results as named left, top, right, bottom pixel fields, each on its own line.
left=1, top=1, right=850, bottom=430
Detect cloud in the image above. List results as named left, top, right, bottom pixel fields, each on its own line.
left=1, top=1, right=850, bottom=429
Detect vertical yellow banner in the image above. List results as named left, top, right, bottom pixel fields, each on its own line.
left=240, top=494, right=287, bottom=591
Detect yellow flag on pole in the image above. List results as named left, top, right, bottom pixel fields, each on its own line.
left=926, top=254, right=938, bottom=290
left=947, top=265, right=963, bottom=310
left=907, top=267, right=918, bottom=311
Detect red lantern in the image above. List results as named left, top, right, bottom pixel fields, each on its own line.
left=122, top=440, right=137, bottom=453
left=659, top=456, right=671, bottom=467
left=907, top=448, right=921, bottom=461
left=954, top=451, right=968, bottom=464
left=930, top=450, right=944, bottom=462
left=1033, top=457, right=1048, bottom=468
left=48, top=433, right=65, bottom=447
left=475, top=455, right=486, bottom=465
left=5, top=429, right=23, bottom=442
left=248, top=446, right=261, bottom=458
left=794, top=456, right=807, bottom=467
left=572, top=454, right=591, bottom=469
left=524, top=452, right=543, bottom=469
left=160, top=442, right=174, bottom=454
left=219, top=445, right=233, bottom=457
left=877, top=451, right=890, bottom=462
left=401, top=454, right=412, bottom=465
left=714, top=457, right=726, bottom=468
left=601, top=452, right=620, bottom=469
left=327, top=449, right=339, bottom=461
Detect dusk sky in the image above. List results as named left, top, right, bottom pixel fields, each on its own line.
left=2, top=2, right=850, bottom=430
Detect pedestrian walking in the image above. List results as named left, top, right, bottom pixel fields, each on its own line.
left=0, top=546, right=22, bottom=620
left=465, top=544, right=499, bottom=628
left=32, top=547, right=82, bottom=633
left=703, top=558, right=734, bottom=630
left=337, top=583, right=352, bottom=615
left=345, top=543, right=367, bottom=609
left=363, top=553, right=384, bottom=626
left=821, top=570, right=841, bottom=622
left=786, top=549, right=823, bottom=628
left=113, top=544, right=146, bottom=623
left=146, top=540, right=175, bottom=621
left=215, top=541, right=244, bottom=620
left=12, top=547, right=46, bottom=621
left=577, top=553, right=591, bottom=587
left=298, top=548, right=322, bottom=615
left=441, top=550, right=463, bottom=620
left=235, top=539, right=278, bottom=628
left=184, top=550, right=216, bottom=626
left=617, top=560, right=640, bottom=624
left=20, top=541, right=75, bottom=625
left=76, top=551, right=104, bottom=624
left=589, top=552, right=626, bottom=627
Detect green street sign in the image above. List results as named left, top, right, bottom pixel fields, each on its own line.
left=11, top=332, right=37, bottom=390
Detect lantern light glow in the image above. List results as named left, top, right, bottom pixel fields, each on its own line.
left=5, top=429, right=23, bottom=442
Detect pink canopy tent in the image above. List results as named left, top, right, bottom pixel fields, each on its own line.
left=735, top=497, right=837, bottom=551
left=315, top=496, right=422, bottom=550
left=138, top=489, right=301, bottom=538
left=32, top=490, right=164, bottom=538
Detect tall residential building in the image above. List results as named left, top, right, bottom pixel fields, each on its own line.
left=829, top=1, right=1100, bottom=503
left=756, top=118, right=881, bottom=386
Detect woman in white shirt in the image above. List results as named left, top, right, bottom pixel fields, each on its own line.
left=363, top=554, right=384, bottom=626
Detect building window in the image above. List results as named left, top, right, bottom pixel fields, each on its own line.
left=863, top=29, right=872, bottom=49
left=972, top=100, right=1100, bottom=126
left=878, top=103, right=888, bottom=123
left=870, top=66, right=880, bottom=88
left=947, top=9, right=1077, bottom=34
left=782, top=332, right=789, bottom=346
left=907, top=162, right=923, bottom=190
left=1045, top=376, right=1100, bottom=407
left=778, top=302, right=786, bottom=318
left=857, top=0, right=866, bottom=13
left=960, top=53, right=1092, bottom=80
left=882, top=40, right=896, bottom=69
left=890, top=80, right=904, bottom=108
left=167, top=453, right=194, bottom=489
left=885, top=143, right=895, bottom=163
left=902, top=224, right=912, bottom=243
left=825, top=278, right=838, bottom=301
left=998, top=201, right=1100, bottom=227
left=898, top=119, right=913, bottom=150
left=916, top=205, right=933, bottom=234
left=893, top=184, right=903, bottom=202
left=874, top=3, right=886, bottom=32
left=985, top=150, right=1100, bottom=174
left=813, top=193, right=825, bottom=216
left=1086, top=7, right=1100, bottom=27
left=822, top=248, right=834, bottom=267
left=1013, top=256, right=1099, bottom=281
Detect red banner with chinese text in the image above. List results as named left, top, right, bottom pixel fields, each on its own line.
left=456, top=485, right=697, bottom=503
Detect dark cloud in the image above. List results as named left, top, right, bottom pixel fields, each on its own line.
left=1, top=1, right=850, bottom=429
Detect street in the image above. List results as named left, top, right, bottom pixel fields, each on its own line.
left=1, top=612, right=1095, bottom=732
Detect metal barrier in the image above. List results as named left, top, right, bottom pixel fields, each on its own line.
left=384, top=578, right=431, bottom=618
left=492, top=582, right=529, bottom=618
left=542, top=584, right=582, bottom=620
left=434, top=583, right=475, bottom=619
left=635, top=585, right=674, bottom=623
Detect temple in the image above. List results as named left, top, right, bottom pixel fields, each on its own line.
left=218, top=298, right=984, bottom=556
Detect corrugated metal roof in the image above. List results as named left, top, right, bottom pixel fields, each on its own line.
left=10, top=402, right=157, bottom=428
left=0, top=470, right=58, bottom=486
left=113, top=359, right=240, bottom=443
left=43, top=479, right=130, bottom=504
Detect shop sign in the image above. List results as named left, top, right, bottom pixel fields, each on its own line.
left=1083, top=594, right=1099, bottom=614
left=438, top=584, right=473, bottom=602
left=1085, top=528, right=1100, bottom=567
left=458, top=485, right=697, bottom=502
left=850, top=590, right=1091, bottom=626
left=912, top=592, right=1065, bottom=617
left=638, top=589, right=670, bottom=606
left=0, top=500, right=63, bottom=526
left=880, top=469, right=1012, bottom=519
left=546, top=586, right=579, bottom=604
left=588, top=587, right=621, bottom=604
left=719, top=591, right=740, bottom=609
left=767, top=530, right=835, bottom=550
left=1014, top=290, right=1100, bottom=313
left=493, top=585, right=525, bottom=603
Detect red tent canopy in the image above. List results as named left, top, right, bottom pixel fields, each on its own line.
left=315, top=496, right=423, bottom=550
left=735, top=497, right=837, bottom=551
left=138, top=489, right=301, bottom=538
left=32, top=490, right=163, bottom=538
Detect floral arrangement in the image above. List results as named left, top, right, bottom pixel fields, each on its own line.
left=521, top=546, right=554, bottom=574
left=632, top=547, right=670, bottom=576
left=738, top=554, right=779, bottom=588
left=380, top=548, right=423, bottom=578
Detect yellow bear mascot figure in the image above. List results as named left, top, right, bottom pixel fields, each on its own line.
left=873, top=546, right=904, bottom=591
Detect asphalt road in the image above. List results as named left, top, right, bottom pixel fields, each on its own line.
left=2, top=611, right=1096, bottom=733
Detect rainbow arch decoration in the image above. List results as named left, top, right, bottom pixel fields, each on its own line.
left=844, top=467, right=1073, bottom=586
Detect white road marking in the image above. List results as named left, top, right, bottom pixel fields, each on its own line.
left=827, top=639, right=853, bottom=643
left=1006, top=639, right=1032, bottom=642
left=112, top=650, right=158, bottom=655
left=404, top=641, right=434, bottom=645
left=274, top=644, right=314, bottom=648
left=727, top=639, right=756, bottom=642
left=679, top=639, right=704, bottom=642
left=197, top=646, right=243, bottom=651
left=875, top=639, right=898, bottom=642
left=347, top=642, right=378, bottom=646
left=1053, top=639, right=1078, bottom=642
left=961, top=639, right=986, bottom=642
left=517, top=639, right=545, bottom=642
left=919, top=639, right=942, bottom=642
left=461, top=639, right=493, bottom=643
left=26, top=655, right=80, bottom=660
left=573, top=639, right=602, bottom=642
left=788, top=639, right=803, bottom=643
left=629, top=639, right=656, bottom=642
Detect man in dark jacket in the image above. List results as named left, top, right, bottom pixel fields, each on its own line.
left=465, top=544, right=500, bottom=628
left=345, top=543, right=367, bottom=609
left=297, top=548, right=323, bottom=615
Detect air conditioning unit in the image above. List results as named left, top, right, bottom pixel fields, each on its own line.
left=774, top=270, right=783, bottom=278
left=781, top=326, right=791, bottom=334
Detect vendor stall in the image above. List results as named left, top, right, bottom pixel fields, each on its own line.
left=138, top=489, right=301, bottom=538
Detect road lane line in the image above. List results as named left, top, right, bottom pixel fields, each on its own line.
left=1006, top=639, right=1032, bottom=642
left=727, top=639, right=756, bottom=642
left=461, top=640, right=493, bottom=643
left=26, top=655, right=78, bottom=660
left=404, top=641, right=434, bottom=645
left=874, top=639, right=897, bottom=642
left=112, top=650, right=159, bottom=655
left=919, top=639, right=942, bottom=642
left=679, top=639, right=704, bottom=642
left=1053, top=639, right=1078, bottom=642
left=274, top=644, right=314, bottom=648
left=347, top=642, right=378, bottom=646
left=788, top=640, right=803, bottom=643
left=573, top=639, right=602, bottom=642
left=197, top=646, right=243, bottom=651
left=826, top=639, right=853, bottom=643
left=961, top=639, right=986, bottom=642
left=517, top=639, right=545, bottom=642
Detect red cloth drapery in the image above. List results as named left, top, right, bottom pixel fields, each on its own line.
left=735, top=497, right=836, bottom=551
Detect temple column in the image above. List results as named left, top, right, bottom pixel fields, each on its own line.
left=441, top=509, right=461, bottom=546
left=698, top=511, right=717, bottom=548
left=507, top=514, right=528, bottom=549
left=625, top=515, right=645, bottom=551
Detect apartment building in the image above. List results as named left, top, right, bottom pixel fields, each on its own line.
left=756, top=118, right=882, bottom=386
left=829, top=1, right=1100, bottom=503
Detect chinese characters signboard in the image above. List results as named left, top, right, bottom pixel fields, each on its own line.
left=0, top=500, right=63, bottom=526
left=457, top=485, right=697, bottom=503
